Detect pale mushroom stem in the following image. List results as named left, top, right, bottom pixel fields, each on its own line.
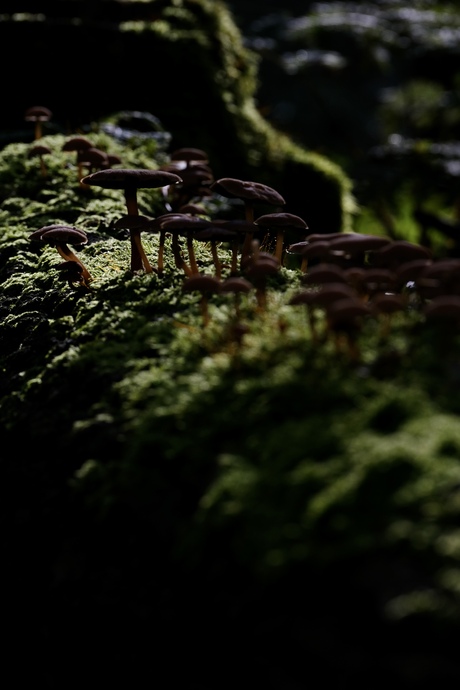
left=157, top=229, right=167, bottom=276
left=230, top=240, right=239, bottom=275
left=131, top=230, right=154, bottom=274
left=56, top=243, right=92, bottom=284
left=210, top=241, right=222, bottom=279
left=172, top=235, right=193, bottom=277
left=122, top=188, right=153, bottom=273
left=187, top=235, right=200, bottom=275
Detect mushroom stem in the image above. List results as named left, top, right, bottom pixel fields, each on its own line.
left=187, top=234, right=200, bottom=275
left=172, top=235, right=193, bottom=276
left=56, top=243, right=92, bottom=284
left=130, top=229, right=153, bottom=273
left=210, top=241, right=222, bottom=279
left=157, top=228, right=167, bottom=276
left=124, top=188, right=139, bottom=216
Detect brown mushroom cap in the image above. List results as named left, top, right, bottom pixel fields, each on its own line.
left=113, top=214, right=156, bottom=231
left=81, top=168, right=183, bottom=190
left=373, top=240, right=432, bottom=267
left=30, top=224, right=88, bottom=245
left=24, top=106, right=52, bottom=121
left=301, top=263, right=346, bottom=284
left=28, top=144, right=51, bottom=158
left=220, top=276, right=253, bottom=294
left=170, top=147, right=209, bottom=164
left=254, top=212, right=308, bottom=230
left=370, top=293, right=406, bottom=315
left=77, top=147, right=109, bottom=168
left=210, top=178, right=286, bottom=206
left=182, top=274, right=222, bottom=293
left=424, top=296, right=460, bottom=322
left=62, top=136, right=93, bottom=153
left=327, top=233, right=391, bottom=253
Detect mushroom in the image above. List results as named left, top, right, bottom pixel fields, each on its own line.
left=29, top=224, right=92, bottom=286
left=213, top=219, right=262, bottom=276
left=301, top=262, right=346, bottom=286
left=220, top=276, right=253, bottom=320
left=62, top=136, right=93, bottom=180
left=80, top=168, right=183, bottom=273
left=182, top=274, right=222, bottom=328
left=28, top=144, right=52, bottom=178
left=370, top=292, right=406, bottom=337
left=24, top=106, right=52, bottom=140
left=326, top=296, right=371, bottom=360
left=424, top=295, right=460, bottom=327
left=78, top=147, right=110, bottom=176
left=254, top=212, right=308, bottom=264
left=112, top=214, right=158, bottom=274
left=193, top=224, right=239, bottom=279
left=160, top=214, right=217, bottom=275
left=243, top=240, right=280, bottom=311
left=210, top=177, right=286, bottom=260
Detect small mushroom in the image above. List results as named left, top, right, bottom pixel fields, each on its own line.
left=24, top=105, right=52, bottom=140
left=220, top=276, right=253, bottom=319
left=254, top=212, right=308, bottom=264
left=182, top=274, right=222, bottom=328
left=210, top=177, right=286, bottom=259
left=193, top=225, right=238, bottom=279
left=113, top=214, right=158, bottom=274
left=81, top=168, right=183, bottom=273
left=243, top=240, right=280, bottom=311
left=28, top=144, right=52, bottom=178
left=160, top=214, right=215, bottom=276
left=326, top=296, right=371, bottom=359
left=62, top=136, right=93, bottom=179
left=29, top=224, right=92, bottom=286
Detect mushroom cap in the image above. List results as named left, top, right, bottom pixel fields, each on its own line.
left=370, top=292, right=406, bottom=315
left=28, top=144, right=51, bottom=158
left=310, top=282, right=359, bottom=306
left=193, top=225, right=238, bottom=242
left=327, top=233, right=391, bottom=253
left=81, top=168, right=183, bottom=189
left=62, top=136, right=93, bottom=152
left=296, top=240, right=332, bottom=259
left=78, top=147, right=109, bottom=167
left=30, top=224, right=88, bottom=245
left=220, top=276, right=253, bottom=294
left=373, top=240, right=432, bottom=266
left=424, top=296, right=460, bottom=321
left=254, top=212, right=308, bottom=230
left=182, top=274, right=222, bottom=293
left=170, top=147, right=209, bottom=163
left=160, top=215, right=214, bottom=233
left=113, top=214, right=156, bottom=231
left=327, top=297, right=372, bottom=325
left=24, top=105, right=52, bottom=121
left=301, top=263, right=346, bottom=284
left=211, top=178, right=286, bottom=206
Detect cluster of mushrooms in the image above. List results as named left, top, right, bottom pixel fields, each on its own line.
left=27, top=113, right=460, bottom=354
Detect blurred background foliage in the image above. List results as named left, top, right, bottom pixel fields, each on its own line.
left=228, top=0, right=460, bottom=246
